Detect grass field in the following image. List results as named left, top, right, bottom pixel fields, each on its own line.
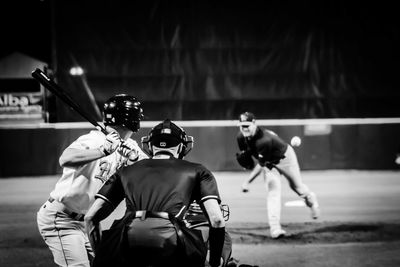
left=1, top=170, right=400, bottom=267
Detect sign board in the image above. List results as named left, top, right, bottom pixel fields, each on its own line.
left=0, top=52, right=48, bottom=123
left=0, top=78, right=44, bottom=121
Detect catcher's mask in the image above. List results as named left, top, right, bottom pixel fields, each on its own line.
left=141, top=119, right=194, bottom=159
left=220, top=204, right=230, bottom=222
left=103, top=94, right=144, bottom=132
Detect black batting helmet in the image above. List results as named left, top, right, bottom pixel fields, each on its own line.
left=103, top=94, right=143, bottom=132
left=141, top=119, right=194, bottom=158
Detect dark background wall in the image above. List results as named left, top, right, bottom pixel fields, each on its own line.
left=1, top=1, right=399, bottom=176
left=1, top=122, right=399, bottom=177
left=2, top=0, right=399, bottom=122
left=53, top=1, right=399, bottom=121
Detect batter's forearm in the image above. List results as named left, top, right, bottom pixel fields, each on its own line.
left=59, top=147, right=106, bottom=168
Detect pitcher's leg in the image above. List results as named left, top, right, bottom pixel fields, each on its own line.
left=279, top=146, right=320, bottom=219
left=265, top=169, right=286, bottom=238
left=278, top=146, right=309, bottom=196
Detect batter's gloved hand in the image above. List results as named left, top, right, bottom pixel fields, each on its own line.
left=118, top=138, right=139, bottom=162
left=236, top=150, right=255, bottom=170
left=101, top=131, right=121, bottom=155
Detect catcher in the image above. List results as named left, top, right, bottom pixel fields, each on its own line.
left=184, top=201, right=236, bottom=267
left=185, top=201, right=258, bottom=267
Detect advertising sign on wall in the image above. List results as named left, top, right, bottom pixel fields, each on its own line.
left=0, top=78, right=44, bottom=121
left=0, top=52, right=47, bottom=124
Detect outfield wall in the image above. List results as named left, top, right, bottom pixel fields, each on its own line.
left=1, top=119, right=400, bottom=177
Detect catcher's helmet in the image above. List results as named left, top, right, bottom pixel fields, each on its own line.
left=103, top=94, right=143, bottom=132
left=141, top=119, right=193, bottom=158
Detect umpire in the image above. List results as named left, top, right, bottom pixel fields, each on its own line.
left=85, top=119, right=226, bottom=267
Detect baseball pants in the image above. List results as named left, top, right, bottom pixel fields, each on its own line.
left=37, top=200, right=93, bottom=267
left=263, top=168, right=282, bottom=231
left=276, top=145, right=311, bottom=198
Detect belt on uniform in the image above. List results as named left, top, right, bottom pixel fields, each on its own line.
left=48, top=197, right=85, bottom=222
left=134, top=210, right=170, bottom=220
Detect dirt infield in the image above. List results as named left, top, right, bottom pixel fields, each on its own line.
left=230, top=222, right=400, bottom=267
left=1, top=170, right=400, bottom=267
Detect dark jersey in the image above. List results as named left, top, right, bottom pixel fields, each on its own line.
left=96, top=157, right=221, bottom=216
left=237, top=127, right=288, bottom=164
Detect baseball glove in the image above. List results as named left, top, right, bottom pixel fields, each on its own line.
left=236, top=150, right=255, bottom=170
left=259, top=159, right=279, bottom=170
left=185, top=202, right=230, bottom=225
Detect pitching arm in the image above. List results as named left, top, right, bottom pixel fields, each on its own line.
left=241, top=163, right=263, bottom=193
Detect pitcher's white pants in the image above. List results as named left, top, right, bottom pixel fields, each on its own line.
left=264, top=168, right=282, bottom=231
left=276, top=145, right=311, bottom=199
left=263, top=145, right=316, bottom=230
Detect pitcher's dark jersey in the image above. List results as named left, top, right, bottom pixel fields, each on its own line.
left=237, top=127, right=288, bottom=164
left=96, top=157, right=221, bottom=215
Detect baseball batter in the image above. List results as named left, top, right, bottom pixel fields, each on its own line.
left=85, top=119, right=226, bottom=267
left=36, top=94, right=147, bottom=267
left=236, top=112, right=320, bottom=239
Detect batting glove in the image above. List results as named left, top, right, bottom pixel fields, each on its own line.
left=118, top=138, right=140, bottom=162
left=101, top=131, right=121, bottom=155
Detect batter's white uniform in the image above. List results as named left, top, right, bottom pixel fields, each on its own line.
left=37, top=130, right=147, bottom=267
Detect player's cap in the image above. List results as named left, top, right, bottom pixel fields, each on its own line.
left=238, top=111, right=256, bottom=126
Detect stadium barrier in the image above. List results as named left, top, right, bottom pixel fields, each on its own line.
left=1, top=118, right=400, bottom=177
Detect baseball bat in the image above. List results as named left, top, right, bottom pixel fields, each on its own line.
left=32, top=68, right=108, bottom=135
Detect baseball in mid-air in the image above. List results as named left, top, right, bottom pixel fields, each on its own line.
left=290, top=136, right=302, bottom=147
